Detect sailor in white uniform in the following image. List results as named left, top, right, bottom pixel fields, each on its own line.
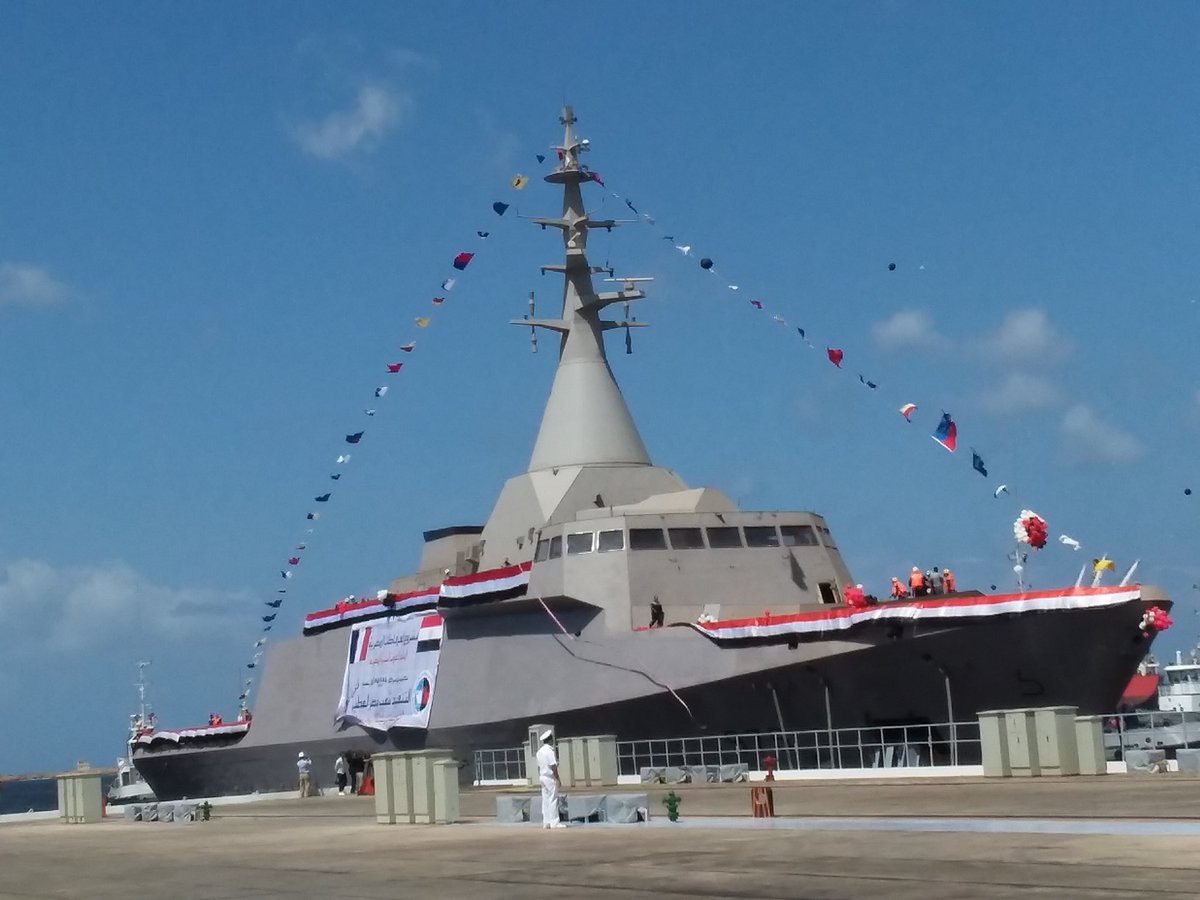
left=535, top=729, right=563, bottom=828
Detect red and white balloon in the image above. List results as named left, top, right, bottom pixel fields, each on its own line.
left=1013, top=510, right=1049, bottom=549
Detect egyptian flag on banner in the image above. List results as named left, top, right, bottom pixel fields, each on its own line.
left=438, top=560, right=533, bottom=608
left=932, top=413, right=957, bottom=452
left=416, top=614, right=443, bottom=653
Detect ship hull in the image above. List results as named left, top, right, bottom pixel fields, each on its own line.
left=135, top=597, right=1158, bottom=799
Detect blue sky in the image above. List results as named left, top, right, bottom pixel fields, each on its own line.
left=1, top=2, right=1197, bottom=774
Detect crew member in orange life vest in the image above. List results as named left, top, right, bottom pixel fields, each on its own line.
left=909, top=567, right=925, bottom=597
left=943, top=568, right=956, bottom=593
left=890, top=577, right=908, bottom=600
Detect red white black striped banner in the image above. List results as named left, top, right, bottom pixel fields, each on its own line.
left=437, top=561, right=532, bottom=608
left=133, top=721, right=250, bottom=746
left=690, top=585, right=1143, bottom=644
left=304, top=586, right=439, bottom=634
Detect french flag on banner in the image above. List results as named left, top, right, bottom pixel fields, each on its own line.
left=932, top=412, right=957, bottom=452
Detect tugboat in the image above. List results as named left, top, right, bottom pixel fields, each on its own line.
left=107, top=662, right=157, bottom=806
left=134, top=107, right=1172, bottom=800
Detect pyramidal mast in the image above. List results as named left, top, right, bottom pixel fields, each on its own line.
left=518, top=105, right=652, bottom=472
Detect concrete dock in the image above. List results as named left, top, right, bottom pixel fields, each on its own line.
left=3, top=777, right=1199, bottom=899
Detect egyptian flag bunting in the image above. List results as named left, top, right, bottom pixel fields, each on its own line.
left=307, top=512, right=320, bottom=521
left=315, top=493, right=331, bottom=502
left=375, top=386, right=388, bottom=398
left=400, top=342, right=415, bottom=352
left=265, top=598, right=283, bottom=608
left=432, top=296, right=445, bottom=306
left=346, top=432, right=364, bottom=444
left=690, top=585, right=1144, bottom=645
left=932, top=413, right=957, bottom=452
left=749, top=299, right=763, bottom=309
left=415, top=317, right=430, bottom=328
left=262, top=614, right=277, bottom=623
left=303, top=586, right=440, bottom=634
left=900, top=403, right=917, bottom=421
left=511, top=174, right=529, bottom=189
left=288, top=556, right=301, bottom=565
left=452, top=252, right=474, bottom=270
left=827, top=347, right=844, bottom=368
left=387, top=363, right=403, bottom=372
left=438, top=560, right=533, bottom=608
left=492, top=202, right=509, bottom=216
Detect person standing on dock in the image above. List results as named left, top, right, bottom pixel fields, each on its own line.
left=297, top=751, right=312, bottom=798
left=334, top=754, right=348, bottom=796
left=536, top=730, right=563, bottom=828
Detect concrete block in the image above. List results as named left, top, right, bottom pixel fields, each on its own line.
left=1124, top=748, right=1167, bottom=774
left=604, top=793, right=649, bottom=823
left=1173, top=748, right=1200, bottom=774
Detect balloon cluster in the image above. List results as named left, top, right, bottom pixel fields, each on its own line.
left=1013, top=510, right=1048, bottom=549
left=1138, top=605, right=1174, bottom=637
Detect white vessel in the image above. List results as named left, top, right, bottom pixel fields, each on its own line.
left=107, top=662, right=157, bottom=806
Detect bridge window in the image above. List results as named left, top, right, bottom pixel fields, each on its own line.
left=597, top=529, right=624, bottom=552
left=567, top=532, right=595, bottom=555
left=780, top=525, right=819, bottom=547
left=668, top=527, right=705, bottom=550
left=818, top=582, right=838, bottom=605
left=629, top=528, right=667, bottom=550
left=534, top=539, right=550, bottom=562
left=745, top=526, right=781, bottom=548
left=818, top=527, right=838, bottom=550
left=548, top=535, right=563, bottom=559
left=706, top=526, right=742, bottom=548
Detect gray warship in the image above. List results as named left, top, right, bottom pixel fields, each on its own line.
left=134, top=108, right=1170, bottom=798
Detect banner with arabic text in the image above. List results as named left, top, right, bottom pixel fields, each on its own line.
left=334, top=613, right=442, bottom=730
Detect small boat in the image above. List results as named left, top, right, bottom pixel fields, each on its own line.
left=107, top=663, right=157, bottom=806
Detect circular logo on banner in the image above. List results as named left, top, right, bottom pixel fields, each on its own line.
left=413, top=673, right=433, bottom=713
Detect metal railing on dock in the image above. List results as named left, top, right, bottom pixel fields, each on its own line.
left=473, top=720, right=981, bottom=783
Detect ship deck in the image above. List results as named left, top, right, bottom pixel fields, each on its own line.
left=4, top=776, right=1200, bottom=899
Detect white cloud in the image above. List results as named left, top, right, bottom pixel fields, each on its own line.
left=979, top=372, right=1065, bottom=414
left=978, top=309, right=1067, bottom=361
left=1060, top=404, right=1143, bottom=463
left=291, top=83, right=409, bottom=161
left=0, top=558, right=252, bottom=653
left=871, top=310, right=943, bottom=349
left=0, top=262, right=69, bottom=307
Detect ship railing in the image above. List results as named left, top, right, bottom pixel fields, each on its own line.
left=474, top=746, right=528, bottom=784
left=1104, top=710, right=1200, bottom=758
left=615, top=721, right=981, bottom=776
left=471, top=720, right=980, bottom=783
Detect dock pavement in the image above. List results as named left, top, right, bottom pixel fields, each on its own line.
left=2, top=776, right=1199, bottom=899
